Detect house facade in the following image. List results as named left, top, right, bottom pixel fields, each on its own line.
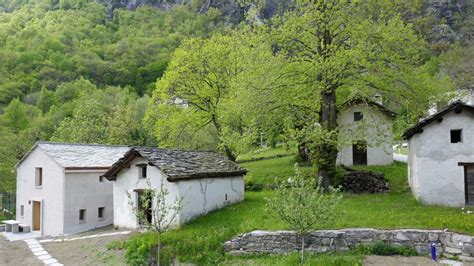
left=15, top=142, right=129, bottom=236
left=404, top=101, right=474, bottom=207
left=337, top=98, right=395, bottom=166
left=102, top=147, right=246, bottom=229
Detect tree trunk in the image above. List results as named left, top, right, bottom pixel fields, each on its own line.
left=223, top=145, right=237, bottom=162
left=317, top=89, right=338, bottom=190
left=211, top=115, right=237, bottom=162
left=300, top=234, right=305, bottom=262
left=298, top=142, right=310, bottom=162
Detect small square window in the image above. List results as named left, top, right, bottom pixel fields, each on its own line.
left=98, top=207, right=105, bottom=219
left=20, top=205, right=24, bottom=217
left=451, top=129, right=462, bottom=143
left=137, top=165, right=147, bottom=179
left=35, top=168, right=43, bottom=187
left=79, top=209, right=86, bottom=222
left=354, top=112, right=363, bottom=122
left=99, top=176, right=104, bottom=182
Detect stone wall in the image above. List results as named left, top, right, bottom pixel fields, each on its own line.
left=224, top=229, right=474, bottom=261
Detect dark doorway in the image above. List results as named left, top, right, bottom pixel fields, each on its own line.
left=353, top=141, right=368, bottom=166
left=465, top=166, right=474, bottom=205
left=137, top=190, right=153, bottom=225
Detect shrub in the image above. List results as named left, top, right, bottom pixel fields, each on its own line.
left=124, top=233, right=158, bottom=265
left=244, top=174, right=264, bottom=191
left=353, top=242, right=417, bottom=256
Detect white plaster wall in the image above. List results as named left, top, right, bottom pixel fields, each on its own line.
left=407, top=138, right=419, bottom=201
left=177, top=176, right=244, bottom=223
left=63, top=171, right=114, bottom=235
left=337, top=104, right=394, bottom=166
left=408, top=111, right=474, bottom=206
left=16, top=147, right=65, bottom=236
left=112, top=158, right=180, bottom=229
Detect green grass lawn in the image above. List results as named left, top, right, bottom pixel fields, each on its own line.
left=236, top=144, right=294, bottom=162
left=120, top=157, right=474, bottom=265
left=240, top=156, right=316, bottom=185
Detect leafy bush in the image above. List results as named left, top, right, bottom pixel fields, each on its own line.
left=123, top=233, right=159, bottom=265
left=244, top=174, right=264, bottom=191
left=353, top=242, right=418, bottom=256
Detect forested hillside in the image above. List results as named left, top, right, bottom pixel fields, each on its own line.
left=0, top=0, right=473, bottom=192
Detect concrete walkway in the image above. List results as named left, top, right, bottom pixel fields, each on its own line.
left=39, top=230, right=131, bottom=244
left=24, top=238, right=63, bottom=266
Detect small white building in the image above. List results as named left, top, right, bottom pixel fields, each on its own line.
left=337, top=98, right=395, bottom=166
left=102, top=147, right=246, bottom=229
left=404, top=101, right=474, bottom=207
left=15, top=142, right=129, bottom=236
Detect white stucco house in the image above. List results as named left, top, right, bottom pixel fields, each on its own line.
left=101, top=147, right=246, bottom=229
left=15, top=142, right=129, bottom=236
left=404, top=100, right=474, bottom=207
left=337, top=98, right=395, bottom=166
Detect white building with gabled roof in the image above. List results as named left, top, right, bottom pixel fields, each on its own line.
left=404, top=101, right=474, bottom=207
left=337, top=98, right=396, bottom=166
left=15, top=142, right=129, bottom=236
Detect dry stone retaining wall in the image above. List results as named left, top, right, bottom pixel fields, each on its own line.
left=223, top=229, right=474, bottom=261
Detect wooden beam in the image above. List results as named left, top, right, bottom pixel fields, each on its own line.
left=459, top=162, right=474, bottom=166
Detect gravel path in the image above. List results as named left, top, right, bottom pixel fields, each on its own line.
left=0, top=237, right=43, bottom=266
left=365, top=256, right=474, bottom=266
left=42, top=234, right=129, bottom=266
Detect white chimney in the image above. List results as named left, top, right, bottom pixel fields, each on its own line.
left=428, top=102, right=438, bottom=116
left=373, top=94, right=383, bottom=105
left=469, top=89, right=474, bottom=106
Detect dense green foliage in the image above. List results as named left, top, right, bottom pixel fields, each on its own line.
left=0, top=2, right=226, bottom=191
left=353, top=242, right=418, bottom=257
left=0, top=2, right=223, bottom=104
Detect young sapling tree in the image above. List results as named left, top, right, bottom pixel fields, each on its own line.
left=127, top=178, right=183, bottom=265
left=266, top=165, right=342, bottom=262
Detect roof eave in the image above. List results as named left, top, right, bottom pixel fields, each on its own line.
left=403, top=101, right=474, bottom=140
left=166, top=170, right=248, bottom=182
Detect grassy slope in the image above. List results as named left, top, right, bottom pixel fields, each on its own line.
left=236, top=145, right=293, bottom=162
left=241, top=156, right=316, bottom=184
left=135, top=156, right=473, bottom=264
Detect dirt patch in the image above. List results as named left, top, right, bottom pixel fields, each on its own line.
left=365, top=255, right=474, bottom=266
left=42, top=234, right=129, bottom=266
left=0, top=237, right=42, bottom=266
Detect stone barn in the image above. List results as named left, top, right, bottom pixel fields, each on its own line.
left=102, top=147, right=246, bottom=229
left=404, top=101, right=474, bottom=207
left=337, top=98, right=396, bottom=166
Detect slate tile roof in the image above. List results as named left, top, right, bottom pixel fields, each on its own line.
left=403, top=100, right=474, bottom=139
left=341, top=97, right=397, bottom=118
left=35, top=141, right=130, bottom=168
left=103, top=147, right=247, bottom=182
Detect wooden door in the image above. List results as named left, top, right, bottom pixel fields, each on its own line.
left=353, top=141, right=368, bottom=166
left=33, top=201, right=41, bottom=231
left=466, top=166, right=474, bottom=205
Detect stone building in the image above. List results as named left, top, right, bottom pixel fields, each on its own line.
left=404, top=100, right=474, bottom=206
left=337, top=98, right=396, bottom=166
left=102, top=147, right=246, bottom=229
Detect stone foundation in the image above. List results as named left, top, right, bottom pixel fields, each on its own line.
left=223, top=229, right=474, bottom=261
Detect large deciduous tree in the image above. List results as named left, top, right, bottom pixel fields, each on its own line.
left=145, top=32, right=283, bottom=161
left=272, top=0, right=445, bottom=188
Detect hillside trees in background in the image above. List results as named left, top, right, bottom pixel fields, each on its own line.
left=0, top=2, right=225, bottom=108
